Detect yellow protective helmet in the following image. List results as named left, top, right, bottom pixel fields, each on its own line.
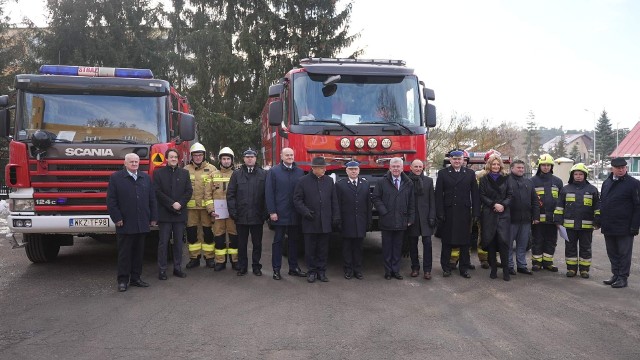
left=570, top=163, right=589, bottom=176
left=538, top=154, right=554, bottom=166
left=190, top=142, right=206, bottom=154
left=218, top=146, right=235, bottom=160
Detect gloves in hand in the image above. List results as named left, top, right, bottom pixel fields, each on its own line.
left=428, top=218, right=437, bottom=228
left=631, top=228, right=639, bottom=236
left=304, top=211, right=315, bottom=220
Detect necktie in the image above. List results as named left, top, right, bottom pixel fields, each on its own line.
left=248, top=167, right=253, bottom=173
left=394, top=178, right=399, bottom=190
left=131, top=173, right=137, bottom=181
left=352, top=180, right=357, bottom=187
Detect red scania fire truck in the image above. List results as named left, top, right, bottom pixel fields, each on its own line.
left=0, top=65, right=195, bottom=263
left=261, top=58, right=436, bottom=181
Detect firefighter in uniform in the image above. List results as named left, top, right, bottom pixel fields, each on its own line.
left=207, top=147, right=239, bottom=271
left=554, top=163, right=600, bottom=278
left=531, top=153, right=564, bottom=272
left=185, top=143, right=217, bottom=268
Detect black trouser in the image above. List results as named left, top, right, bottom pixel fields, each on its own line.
left=409, top=235, right=432, bottom=272
left=487, top=235, right=509, bottom=274
left=441, top=242, right=470, bottom=274
left=158, top=222, right=185, bottom=272
left=237, top=224, right=263, bottom=271
left=604, top=235, right=634, bottom=279
left=342, top=236, right=364, bottom=273
left=305, top=233, right=330, bottom=275
left=565, top=229, right=593, bottom=271
left=381, top=230, right=405, bottom=275
left=531, top=223, right=558, bottom=266
left=272, top=225, right=301, bottom=271
left=117, top=233, right=147, bottom=284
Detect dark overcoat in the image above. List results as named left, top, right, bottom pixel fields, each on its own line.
left=227, top=165, right=267, bottom=225
left=508, top=173, right=540, bottom=224
left=293, top=173, right=340, bottom=234
left=600, top=173, right=640, bottom=236
left=478, top=172, right=512, bottom=248
left=407, top=174, right=436, bottom=237
left=265, top=162, right=304, bottom=226
left=372, top=172, right=415, bottom=231
left=107, top=169, right=158, bottom=234
left=153, top=165, right=193, bottom=222
left=336, top=177, right=372, bottom=238
left=434, top=167, right=480, bottom=245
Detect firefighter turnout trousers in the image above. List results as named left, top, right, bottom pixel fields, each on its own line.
left=187, top=209, right=214, bottom=259
left=213, top=218, right=239, bottom=264
left=531, top=223, right=558, bottom=270
left=565, top=229, right=593, bottom=274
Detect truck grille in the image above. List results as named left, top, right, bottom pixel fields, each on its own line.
left=29, top=159, right=150, bottom=214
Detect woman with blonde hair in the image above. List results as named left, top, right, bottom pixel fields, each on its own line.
left=478, top=151, right=513, bottom=281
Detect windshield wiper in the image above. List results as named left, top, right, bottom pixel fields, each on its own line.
left=299, top=119, right=356, bottom=134
left=83, top=138, right=139, bottom=144
left=368, top=121, right=414, bottom=134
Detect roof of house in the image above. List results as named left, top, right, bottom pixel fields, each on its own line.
left=542, top=133, right=591, bottom=152
left=611, top=121, right=640, bottom=157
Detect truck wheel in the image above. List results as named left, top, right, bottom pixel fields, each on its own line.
left=25, top=234, right=61, bottom=263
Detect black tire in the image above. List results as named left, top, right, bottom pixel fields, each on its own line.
left=25, top=234, right=61, bottom=263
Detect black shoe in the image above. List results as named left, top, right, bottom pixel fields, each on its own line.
left=384, top=273, right=392, bottom=280
left=307, top=273, right=317, bottom=283
left=118, top=282, right=128, bottom=292
left=231, top=262, right=240, bottom=271
left=253, top=268, right=262, bottom=276
left=460, top=271, right=471, bottom=279
left=392, top=272, right=403, bottom=280
left=354, top=272, right=364, bottom=280
left=611, top=278, right=628, bottom=288
left=318, top=273, right=329, bottom=282
left=205, top=258, right=216, bottom=268
left=237, top=269, right=248, bottom=276
left=467, top=264, right=476, bottom=270
left=517, top=267, right=533, bottom=275
left=173, top=269, right=187, bottom=278
left=509, top=268, right=517, bottom=276
left=503, top=273, right=511, bottom=281
left=531, top=264, right=542, bottom=271
left=186, top=258, right=201, bottom=269
left=158, top=271, right=168, bottom=280
left=214, top=263, right=226, bottom=271
left=344, top=271, right=352, bottom=280
left=545, top=264, right=559, bottom=272
left=490, top=270, right=497, bottom=279
left=129, top=279, right=150, bottom=287
left=288, top=268, right=308, bottom=277
left=603, top=275, right=619, bottom=285
left=443, top=271, right=452, bottom=277
left=273, top=270, right=281, bottom=280
left=496, top=262, right=503, bottom=268
left=480, top=261, right=490, bottom=269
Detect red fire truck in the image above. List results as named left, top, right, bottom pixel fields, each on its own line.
left=262, top=58, right=436, bottom=180
left=0, top=65, right=195, bottom=262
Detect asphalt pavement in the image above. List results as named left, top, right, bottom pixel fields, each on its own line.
left=1, top=219, right=639, bottom=359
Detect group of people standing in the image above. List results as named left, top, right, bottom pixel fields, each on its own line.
left=106, top=145, right=640, bottom=292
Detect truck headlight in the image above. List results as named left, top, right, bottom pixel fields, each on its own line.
left=10, top=199, right=35, bottom=212
left=340, top=137, right=351, bottom=149
left=367, top=138, right=378, bottom=149
left=381, top=138, right=392, bottom=149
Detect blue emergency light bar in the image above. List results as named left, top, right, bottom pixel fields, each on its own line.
left=39, top=65, right=154, bottom=79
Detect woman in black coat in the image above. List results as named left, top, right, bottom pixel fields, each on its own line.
left=478, top=153, right=513, bottom=281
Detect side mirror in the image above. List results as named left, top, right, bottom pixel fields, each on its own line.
left=0, top=109, right=9, bottom=138
left=423, top=88, right=435, bottom=101
left=179, top=113, right=196, bottom=141
left=268, top=83, right=283, bottom=97
left=0, top=95, right=8, bottom=107
left=268, top=100, right=283, bottom=127
left=425, top=104, right=436, bottom=127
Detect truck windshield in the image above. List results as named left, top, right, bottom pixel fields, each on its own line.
left=16, top=92, right=167, bottom=144
left=292, top=73, right=422, bottom=126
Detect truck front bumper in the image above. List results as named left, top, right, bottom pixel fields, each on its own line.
left=8, top=214, right=116, bottom=234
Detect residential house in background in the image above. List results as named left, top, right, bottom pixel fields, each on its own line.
left=542, top=134, right=593, bottom=163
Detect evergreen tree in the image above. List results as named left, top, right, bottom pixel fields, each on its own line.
left=595, top=110, right=615, bottom=160
left=553, top=133, right=567, bottom=158
left=523, top=111, right=541, bottom=172
left=569, top=143, right=581, bottom=162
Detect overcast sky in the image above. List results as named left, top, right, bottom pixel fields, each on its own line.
left=6, top=0, right=640, bottom=131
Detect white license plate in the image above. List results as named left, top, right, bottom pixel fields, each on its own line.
left=69, top=218, right=110, bottom=227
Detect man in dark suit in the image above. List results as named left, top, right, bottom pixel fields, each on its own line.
left=336, top=161, right=372, bottom=280
left=107, top=153, right=158, bottom=292
left=600, top=157, right=640, bottom=288
left=435, top=150, right=480, bottom=278
left=372, top=157, right=415, bottom=280
left=153, top=148, right=193, bottom=280
left=406, top=159, right=436, bottom=280
left=227, top=148, right=268, bottom=276
left=293, top=156, right=340, bottom=283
